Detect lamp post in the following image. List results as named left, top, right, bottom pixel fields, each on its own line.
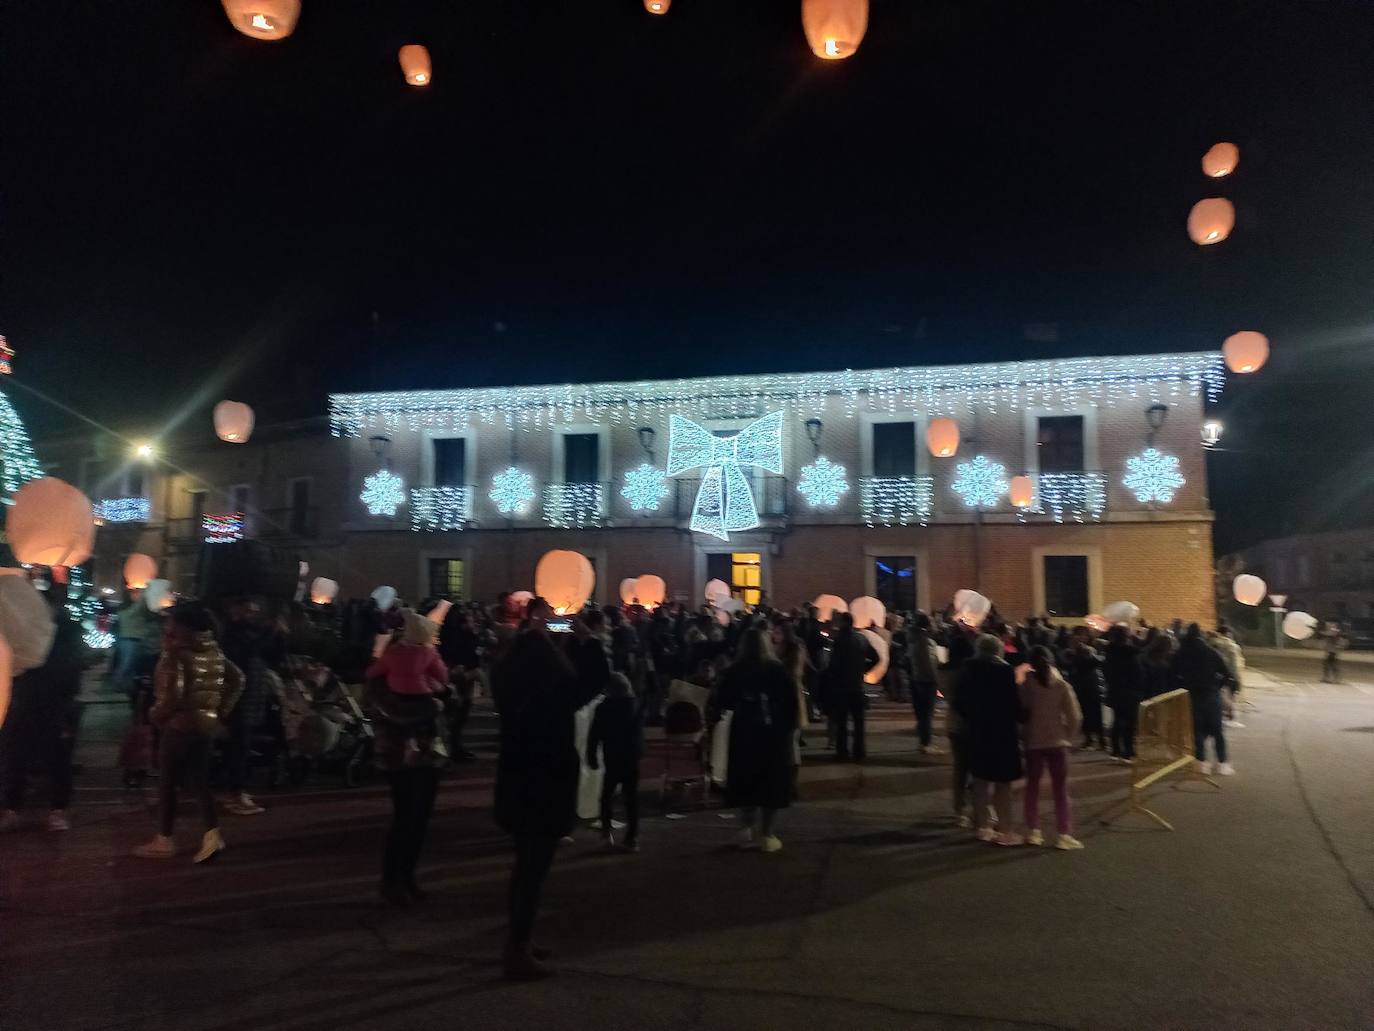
left=1269, top=593, right=1288, bottom=649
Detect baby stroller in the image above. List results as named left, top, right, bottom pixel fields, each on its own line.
left=274, top=658, right=374, bottom=787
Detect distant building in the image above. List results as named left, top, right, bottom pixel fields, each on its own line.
left=37, top=349, right=1225, bottom=624
left=1221, top=527, right=1374, bottom=636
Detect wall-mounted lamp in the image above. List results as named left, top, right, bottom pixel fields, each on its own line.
left=804, top=417, right=823, bottom=455
left=638, top=426, right=656, bottom=460
left=1145, top=403, right=1169, bottom=445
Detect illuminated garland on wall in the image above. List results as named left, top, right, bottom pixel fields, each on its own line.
left=543, top=483, right=607, bottom=528
left=798, top=456, right=849, bottom=508
left=0, top=386, right=43, bottom=499
left=94, top=497, right=151, bottom=523
left=1032, top=472, right=1107, bottom=523
left=860, top=476, right=934, bottom=527
left=488, top=467, right=535, bottom=516
left=951, top=455, right=1009, bottom=509
left=329, top=352, right=1225, bottom=436
left=67, top=565, right=112, bottom=650
left=411, top=486, right=471, bottom=531
left=202, top=512, right=244, bottom=543
left=360, top=469, right=406, bottom=516
left=621, top=463, right=670, bottom=512
left=1122, top=448, right=1185, bottom=504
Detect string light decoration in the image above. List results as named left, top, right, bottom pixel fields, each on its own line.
left=0, top=335, right=13, bottom=375
left=94, top=497, right=151, bottom=523
left=667, top=411, right=783, bottom=540
left=410, top=486, right=471, bottom=531
left=798, top=456, right=849, bottom=508
left=621, top=463, right=669, bottom=512
left=860, top=476, right=934, bottom=527
left=543, top=483, right=607, bottom=528
left=66, top=565, right=112, bottom=650
left=360, top=469, right=406, bottom=516
left=1032, top=473, right=1106, bottom=523
left=951, top=455, right=1008, bottom=509
left=0, top=387, right=42, bottom=499
left=489, top=466, right=535, bottom=516
left=1122, top=448, right=1185, bottom=504
left=202, top=512, right=244, bottom=544
left=329, top=352, right=1225, bottom=438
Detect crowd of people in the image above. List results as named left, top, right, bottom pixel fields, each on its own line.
left=0, top=580, right=1253, bottom=981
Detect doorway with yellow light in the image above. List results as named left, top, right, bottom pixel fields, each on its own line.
left=703, top=549, right=766, bottom=609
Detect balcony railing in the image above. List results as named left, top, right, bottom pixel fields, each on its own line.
left=860, top=476, right=934, bottom=527
left=543, top=482, right=609, bottom=529
left=93, top=497, right=150, bottom=524
left=670, top=475, right=789, bottom=526
left=411, top=485, right=473, bottom=531
left=1027, top=471, right=1108, bottom=522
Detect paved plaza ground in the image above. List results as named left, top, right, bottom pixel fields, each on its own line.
left=2, top=654, right=1372, bottom=1030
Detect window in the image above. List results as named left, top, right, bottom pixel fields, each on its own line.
left=1037, top=415, right=1085, bottom=473
left=126, top=466, right=145, bottom=498
left=288, top=478, right=311, bottom=536
left=730, top=552, right=762, bottom=608
left=563, top=433, right=599, bottom=483
left=432, top=438, right=467, bottom=487
left=428, top=558, right=465, bottom=598
left=872, top=422, right=916, bottom=478
left=874, top=555, right=916, bottom=611
left=1043, top=555, right=1089, bottom=617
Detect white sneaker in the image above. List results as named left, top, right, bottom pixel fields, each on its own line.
left=1217, top=762, right=1235, bottom=776
left=994, top=831, right=1025, bottom=847
left=1027, top=828, right=1044, bottom=846
left=193, top=828, right=226, bottom=864
left=975, top=826, right=997, bottom=843
left=133, top=834, right=176, bottom=859
left=1224, top=720, right=1245, bottom=729
left=736, top=827, right=757, bottom=850
left=1055, top=834, right=1085, bottom=851
left=0, top=810, right=20, bottom=833
left=225, top=794, right=264, bottom=816
left=955, top=814, right=972, bottom=829
left=47, top=810, right=70, bottom=832
left=921, top=744, right=946, bottom=756
left=761, top=835, right=783, bottom=854
left=1196, top=759, right=1214, bottom=775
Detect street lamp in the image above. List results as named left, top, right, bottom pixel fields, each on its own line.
left=133, top=442, right=156, bottom=460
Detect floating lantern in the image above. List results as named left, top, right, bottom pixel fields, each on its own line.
left=1223, top=331, right=1269, bottom=374
left=850, top=596, right=886, bottom=630
left=955, top=590, right=991, bottom=627
left=644, top=0, right=670, bottom=13
left=0, top=576, right=55, bottom=676
left=1232, top=574, right=1267, bottom=606
left=860, top=628, right=889, bottom=684
left=812, top=594, right=848, bottom=622
left=1009, top=475, right=1035, bottom=509
left=0, top=634, right=11, bottom=729
left=619, top=578, right=640, bottom=605
left=310, top=577, right=338, bottom=605
left=123, top=554, right=157, bottom=590
left=1084, top=614, right=1112, bottom=634
left=704, top=579, right=731, bottom=606
left=802, top=0, right=868, bottom=60
left=6, top=478, right=94, bottom=568
left=926, top=417, right=960, bottom=458
left=636, top=574, right=667, bottom=608
left=1103, top=601, right=1140, bottom=624
left=213, top=400, right=254, bottom=443
left=1201, top=142, right=1239, bottom=179
left=536, top=550, right=595, bottom=615
left=371, top=585, right=398, bottom=610
left=398, top=44, right=432, bottom=86
left=144, top=579, right=173, bottom=612
left=222, top=0, right=300, bottom=41
left=1283, top=611, right=1318, bottom=641
left=1187, top=198, right=1235, bottom=245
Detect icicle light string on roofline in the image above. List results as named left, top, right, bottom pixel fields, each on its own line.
left=329, top=352, right=1224, bottom=437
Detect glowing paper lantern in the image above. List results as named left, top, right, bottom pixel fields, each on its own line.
left=926, top=418, right=960, bottom=458
left=1232, top=574, right=1267, bottom=607
left=1009, top=475, right=1035, bottom=509
left=1283, top=611, right=1318, bottom=641
left=1223, top=331, right=1269, bottom=374
left=956, top=591, right=991, bottom=627
left=953, top=588, right=976, bottom=612
left=6, top=478, right=94, bottom=568
left=213, top=400, right=254, bottom=443
left=704, top=579, right=731, bottom=605
left=1084, top=614, right=1111, bottom=634
left=310, top=577, right=338, bottom=605
left=221, top=0, right=300, bottom=41
left=0, top=633, right=11, bottom=729
left=1103, top=601, right=1139, bottom=625
left=850, top=596, right=886, bottom=630
left=860, top=628, right=889, bottom=684
left=813, top=594, right=848, bottom=622
left=371, top=585, right=398, bottom=610
left=619, top=578, right=640, bottom=605
left=398, top=44, right=432, bottom=86
left=714, top=608, right=730, bottom=627
left=1202, top=142, right=1239, bottom=179
left=801, top=0, right=868, bottom=60
left=144, top=579, right=173, bottom=613
left=1188, top=198, right=1235, bottom=245
left=644, top=0, right=670, bottom=12
left=123, top=554, right=157, bottom=590
left=0, top=577, right=55, bottom=676
left=636, top=574, right=667, bottom=608
left=536, top=550, right=595, bottom=615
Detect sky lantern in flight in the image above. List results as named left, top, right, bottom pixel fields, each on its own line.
left=398, top=45, right=432, bottom=87
left=221, top=0, right=300, bottom=41
left=1188, top=198, right=1235, bottom=245
left=1223, top=331, right=1268, bottom=374
left=926, top=418, right=959, bottom=458
left=214, top=400, right=254, bottom=443
left=1202, top=142, right=1239, bottom=178
left=123, top=554, right=157, bottom=590
left=1009, top=475, right=1034, bottom=509
left=802, top=0, right=868, bottom=60
left=644, top=0, right=670, bottom=13
left=6, top=478, right=94, bottom=568
left=536, top=550, right=595, bottom=615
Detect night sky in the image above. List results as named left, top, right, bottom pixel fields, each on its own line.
left=5, top=1, right=1374, bottom=552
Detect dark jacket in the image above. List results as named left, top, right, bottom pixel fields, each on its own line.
left=953, top=657, right=1023, bottom=782
left=822, top=629, right=877, bottom=707
left=718, top=658, right=797, bottom=810
left=492, top=630, right=600, bottom=837
left=909, top=628, right=939, bottom=684
left=587, top=695, right=644, bottom=770
left=1170, top=637, right=1231, bottom=699
left=1102, top=642, right=1142, bottom=707
left=1063, top=646, right=1104, bottom=703
left=150, top=632, right=245, bottom=737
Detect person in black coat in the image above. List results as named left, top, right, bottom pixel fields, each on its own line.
left=822, top=612, right=877, bottom=762
left=953, top=633, right=1024, bottom=846
left=587, top=672, right=644, bottom=852
left=717, top=627, right=798, bottom=852
left=491, top=598, right=601, bottom=981
left=1102, top=625, right=1143, bottom=762
left=1062, top=631, right=1106, bottom=750
left=1170, top=623, right=1235, bottom=775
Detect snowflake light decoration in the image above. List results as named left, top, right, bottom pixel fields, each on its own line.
left=621, top=463, right=669, bottom=512
left=1122, top=448, right=1185, bottom=504
left=798, top=456, right=849, bottom=508
left=360, top=469, right=406, bottom=516
left=489, top=466, right=535, bottom=515
left=951, top=455, right=1008, bottom=508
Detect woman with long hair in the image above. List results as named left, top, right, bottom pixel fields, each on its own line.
left=717, top=627, right=798, bottom=853
left=1020, top=646, right=1083, bottom=850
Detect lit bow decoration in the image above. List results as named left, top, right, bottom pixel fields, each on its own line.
left=666, top=411, right=784, bottom=540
